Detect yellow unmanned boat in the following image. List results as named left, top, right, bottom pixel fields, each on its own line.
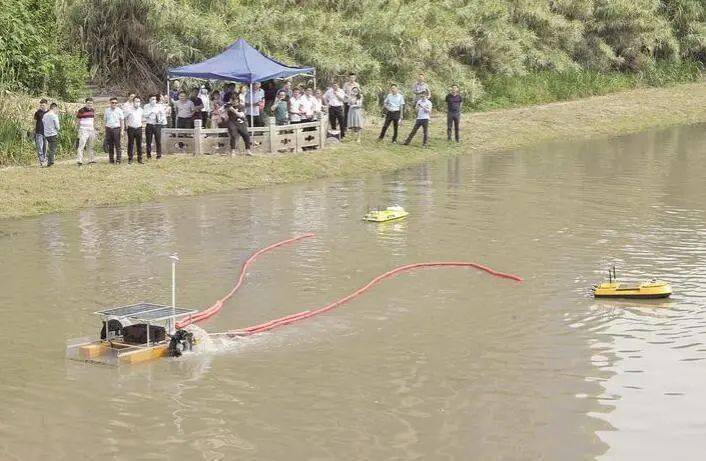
left=592, top=266, right=672, bottom=299
left=363, top=205, right=409, bottom=222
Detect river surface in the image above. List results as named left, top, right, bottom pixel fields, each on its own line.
left=2, top=124, right=706, bottom=460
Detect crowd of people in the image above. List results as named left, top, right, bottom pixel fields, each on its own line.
left=31, top=72, right=463, bottom=166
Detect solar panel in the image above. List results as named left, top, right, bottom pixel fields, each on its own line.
left=95, top=303, right=166, bottom=318
left=128, top=307, right=199, bottom=322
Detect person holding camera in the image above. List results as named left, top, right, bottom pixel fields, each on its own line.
left=225, top=97, right=252, bottom=156
left=403, top=91, right=432, bottom=147
left=271, top=90, right=289, bottom=125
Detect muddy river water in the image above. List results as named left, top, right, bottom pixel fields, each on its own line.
left=2, top=124, right=706, bottom=460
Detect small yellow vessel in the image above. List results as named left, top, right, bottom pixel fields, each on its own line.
left=66, top=302, right=199, bottom=366
left=363, top=205, right=409, bottom=222
left=592, top=266, right=672, bottom=299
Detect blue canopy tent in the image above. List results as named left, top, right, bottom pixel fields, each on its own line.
left=167, top=39, right=315, bottom=125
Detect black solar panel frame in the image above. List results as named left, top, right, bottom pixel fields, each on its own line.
left=128, top=307, right=197, bottom=322
left=95, top=302, right=167, bottom=318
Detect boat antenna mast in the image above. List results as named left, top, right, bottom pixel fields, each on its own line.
left=169, top=253, right=179, bottom=334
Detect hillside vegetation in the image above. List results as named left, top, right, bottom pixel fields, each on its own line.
left=2, top=0, right=706, bottom=98
left=1, top=0, right=705, bottom=165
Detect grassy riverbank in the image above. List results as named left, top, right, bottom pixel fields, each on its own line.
left=2, top=81, right=706, bottom=220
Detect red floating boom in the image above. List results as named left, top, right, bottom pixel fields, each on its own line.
left=229, top=261, right=523, bottom=336
left=176, top=234, right=524, bottom=336
left=175, top=233, right=316, bottom=329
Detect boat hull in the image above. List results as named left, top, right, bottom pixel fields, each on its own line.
left=362, top=211, right=409, bottom=222
left=594, top=292, right=671, bottom=299
left=67, top=339, right=170, bottom=366
left=593, top=281, right=672, bottom=299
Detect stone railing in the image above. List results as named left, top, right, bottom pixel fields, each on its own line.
left=161, top=117, right=328, bottom=155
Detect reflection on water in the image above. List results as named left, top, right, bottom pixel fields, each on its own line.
left=2, top=123, right=706, bottom=459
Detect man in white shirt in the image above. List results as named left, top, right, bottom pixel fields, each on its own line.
left=125, top=96, right=145, bottom=163
left=300, top=88, right=316, bottom=121
left=42, top=103, right=60, bottom=167
left=245, top=82, right=265, bottom=127
left=313, top=89, right=324, bottom=117
left=174, top=91, right=195, bottom=128
left=378, top=84, right=405, bottom=143
left=122, top=93, right=136, bottom=111
left=144, top=94, right=167, bottom=159
left=289, top=89, right=304, bottom=123
left=403, top=91, right=432, bottom=147
left=198, top=86, right=211, bottom=127
left=324, top=83, right=346, bottom=137
left=104, top=97, right=125, bottom=164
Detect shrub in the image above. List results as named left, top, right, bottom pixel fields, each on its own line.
left=0, top=0, right=87, bottom=100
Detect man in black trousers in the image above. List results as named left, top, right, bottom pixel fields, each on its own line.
left=445, top=85, right=462, bottom=142
left=104, top=97, right=125, bottom=163
left=324, top=83, right=346, bottom=138
left=378, top=84, right=405, bottom=143
left=403, top=91, right=432, bottom=147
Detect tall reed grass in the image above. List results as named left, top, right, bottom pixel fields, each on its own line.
left=0, top=93, right=79, bottom=166
left=470, top=61, right=703, bottom=112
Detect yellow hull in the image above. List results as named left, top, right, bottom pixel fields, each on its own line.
left=593, top=281, right=672, bottom=299
left=71, top=340, right=169, bottom=365
left=363, top=210, right=409, bottom=222
left=118, top=344, right=169, bottom=364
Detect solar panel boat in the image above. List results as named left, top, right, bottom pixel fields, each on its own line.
left=66, top=302, right=199, bottom=365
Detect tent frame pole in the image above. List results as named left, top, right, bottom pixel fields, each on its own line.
left=166, top=79, right=171, bottom=127
left=249, top=82, right=254, bottom=128
left=313, top=70, right=317, bottom=91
